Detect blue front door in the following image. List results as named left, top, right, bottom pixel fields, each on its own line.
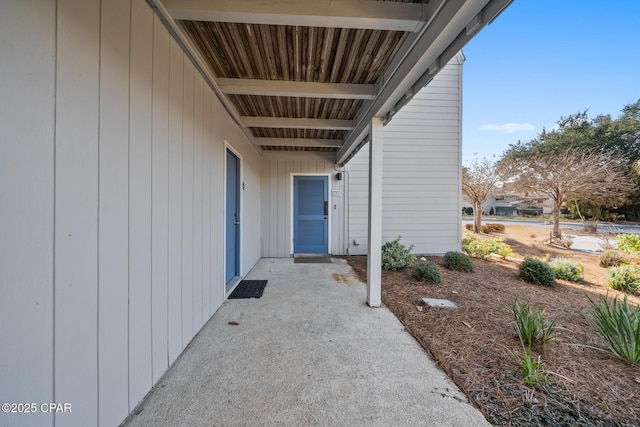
left=294, top=176, right=328, bottom=254
left=226, top=150, right=240, bottom=287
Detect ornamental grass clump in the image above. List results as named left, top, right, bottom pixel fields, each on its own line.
left=606, top=265, right=640, bottom=293
left=599, top=249, right=628, bottom=268
left=381, top=236, right=416, bottom=270
left=511, top=301, right=557, bottom=388
left=511, top=301, right=557, bottom=349
left=548, top=257, right=583, bottom=282
left=586, top=294, right=640, bottom=364
left=519, top=257, right=555, bottom=286
left=520, top=352, right=546, bottom=388
left=443, top=251, right=474, bottom=272
left=412, top=262, right=441, bottom=284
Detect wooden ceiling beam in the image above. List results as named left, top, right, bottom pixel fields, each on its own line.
left=164, top=0, right=427, bottom=32
left=241, top=117, right=353, bottom=130
left=254, top=138, right=343, bottom=147
left=217, top=78, right=376, bottom=100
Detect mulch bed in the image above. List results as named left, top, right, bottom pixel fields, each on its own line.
left=345, top=227, right=640, bottom=426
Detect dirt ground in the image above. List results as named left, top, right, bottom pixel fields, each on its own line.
left=345, top=225, right=640, bottom=426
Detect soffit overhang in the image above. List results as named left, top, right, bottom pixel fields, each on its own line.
left=150, top=0, right=513, bottom=164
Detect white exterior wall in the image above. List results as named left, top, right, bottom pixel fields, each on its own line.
left=261, top=152, right=348, bottom=257
left=0, top=2, right=261, bottom=427
left=346, top=54, right=463, bottom=255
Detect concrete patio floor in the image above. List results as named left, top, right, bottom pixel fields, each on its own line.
left=122, top=258, right=490, bottom=427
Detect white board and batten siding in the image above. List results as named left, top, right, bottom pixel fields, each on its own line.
left=346, top=54, right=464, bottom=255
left=261, top=152, right=347, bottom=257
left=0, top=1, right=261, bottom=426
left=0, top=2, right=56, bottom=427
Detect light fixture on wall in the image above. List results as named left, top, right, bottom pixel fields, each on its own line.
left=335, top=172, right=343, bottom=181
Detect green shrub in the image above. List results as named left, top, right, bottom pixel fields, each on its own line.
left=548, top=257, right=583, bottom=282
left=616, top=233, right=640, bottom=255
left=412, top=262, right=441, bottom=284
left=461, top=233, right=512, bottom=259
left=511, top=301, right=557, bottom=349
left=496, top=244, right=513, bottom=259
left=586, top=294, right=640, bottom=364
left=381, top=236, right=416, bottom=270
left=519, top=257, right=555, bottom=286
left=443, top=251, right=474, bottom=272
left=607, top=265, right=640, bottom=293
left=461, top=233, right=474, bottom=251
left=599, top=249, right=628, bottom=267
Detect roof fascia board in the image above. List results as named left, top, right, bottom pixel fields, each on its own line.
left=217, top=78, right=376, bottom=100
left=254, top=138, right=343, bottom=148
left=163, top=0, right=427, bottom=32
left=384, top=0, right=512, bottom=125
left=241, top=117, right=354, bottom=130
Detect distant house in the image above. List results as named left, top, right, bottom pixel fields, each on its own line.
left=490, top=196, right=520, bottom=216
left=463, top=191, right=554, bottom=217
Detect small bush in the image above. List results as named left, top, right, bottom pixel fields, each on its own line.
left=480, top=224, right=493, bottom=233
left=496, top=244, right=513, bottom=259
left=586, top=294, right=640, bottom=364
left=413, top=262, right=441, bottom=284
left=548, top=257, right=583, bottom=282
left=599, top=236, right=616, bottom=250
left=616, top=233, right=640, bottom=255
left=465, top=223, right=474, bottom=231
left=443, top=251, right=474, bottom=272
left=607, top=265, right=640, bottom=293
left=487, top=223, right=506, bottom=233
left=381, top=236, right=416, bottom=271
left=519, top=257, right=555, bottom=286
left=559, top=234, right=575, bottom=248
left=599, top=249, right=628, bottom=267
left=462, top=233, right=512, bottom=259
left=479, top=223, right=505, bottom=233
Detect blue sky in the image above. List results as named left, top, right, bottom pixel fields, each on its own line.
left=462, top=1, right=640, bottom=163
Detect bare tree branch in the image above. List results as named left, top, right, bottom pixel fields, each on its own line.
left=462, top=157, right=503, bottom=233
left=501, top=147, right=634, bottom=238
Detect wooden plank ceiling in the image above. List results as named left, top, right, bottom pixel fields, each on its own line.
left=158, top=0, right=513, bottom=163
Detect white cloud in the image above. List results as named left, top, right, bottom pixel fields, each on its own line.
left=480, top=123, right=536, bottom=133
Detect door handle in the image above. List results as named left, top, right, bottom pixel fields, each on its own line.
left=324, top=201, right=328, bottom=216
left=234, top=221, right=240, bottom=225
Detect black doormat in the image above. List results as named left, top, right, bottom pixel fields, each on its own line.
left=294, top=257, right=333, bottom=264
left=228, top=280, right=268, bottom=299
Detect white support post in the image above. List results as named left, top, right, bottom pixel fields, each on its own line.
left=367, top=117, right=383, bottom=307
